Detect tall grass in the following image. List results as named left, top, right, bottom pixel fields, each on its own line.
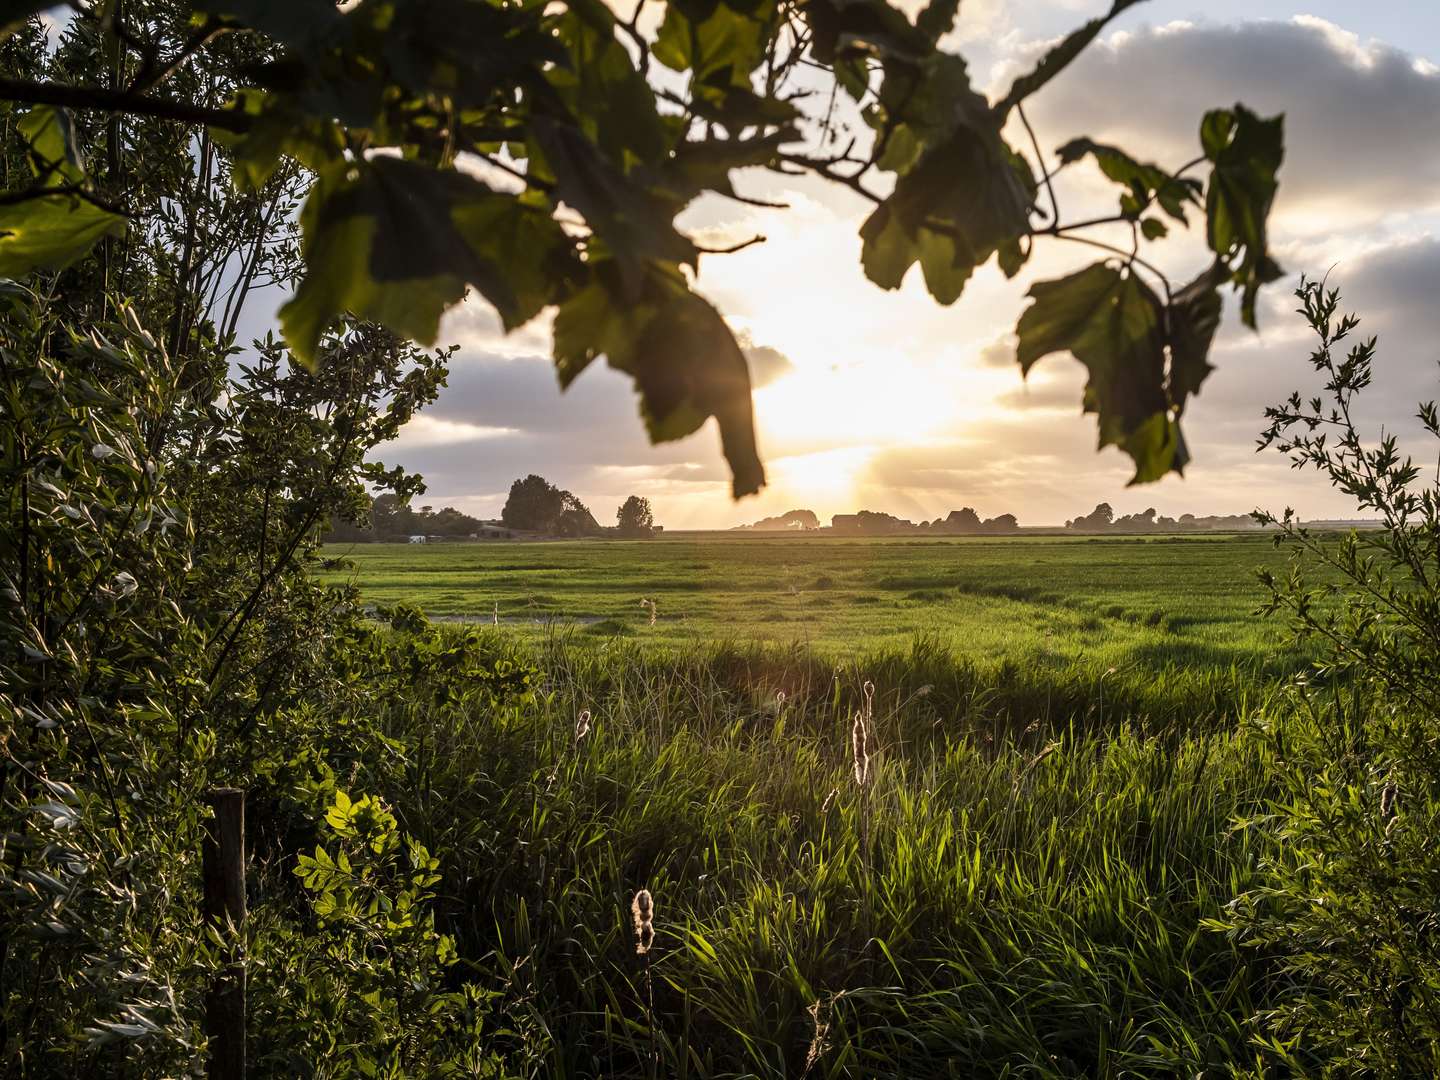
left=361, top=631, right=1292, bottom=1077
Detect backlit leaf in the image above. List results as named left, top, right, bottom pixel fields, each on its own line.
left=18, top=106, right=85, bottom=187
left=0, top=194, right=125, bottom=278
left=1016, top=262, right=1186, bottom=482
left=1056, top=137, right=1202, bottom=223
left=281, top=158, right=574, bottom=367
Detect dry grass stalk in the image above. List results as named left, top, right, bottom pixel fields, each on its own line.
left=802, top=998, right=830, bottom=1076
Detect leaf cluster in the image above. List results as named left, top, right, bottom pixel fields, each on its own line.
left=0, top=0, right=1287, bottom=489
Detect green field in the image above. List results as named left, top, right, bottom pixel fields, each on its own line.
left=322, top=533, right=1310, bottom=680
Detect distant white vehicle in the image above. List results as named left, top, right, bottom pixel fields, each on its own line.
left=408, top=535, right=427, bottom=544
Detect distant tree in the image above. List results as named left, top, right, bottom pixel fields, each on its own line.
left=980, top=513, right=1020, bottom=533
left=555, top=493, right=603, bottom=537
left=502, top=475, right=568, bottom=532
left=740, top=508, right=819, bottom=531
left=1068, top=503, right=1115, bottom=531
left=617, top=496, right=656, bottom=538
left=941, top=508, right=983, bottom=533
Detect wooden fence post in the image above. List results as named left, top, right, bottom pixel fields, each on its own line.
left=204, top=788, right=246, bottom=1080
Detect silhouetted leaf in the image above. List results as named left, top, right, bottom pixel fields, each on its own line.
left=193, top=0, right=342, bottom=47
left=529, top=118, right=696, bottom=295
left=281, top=158, right=574, bottom=367
left=1202, top=104, right=1284, bottom=328
left=625, top=291, right=763, bottom=498
left=915, top=0, right=960, bottom=44
left=0, top=1, right=53, bottom=40
left=663, top=128, right=798, bottom=205
left=805, top=0, right=931, bottom=65
left=1017, top=262, right=1187, bottom=482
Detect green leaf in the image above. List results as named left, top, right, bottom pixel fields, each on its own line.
left=18, top=106, right=85, bottom=187
left=529, top=117, right=696, bottom=292
left=1016, top=262, right=1186, bottom=482
left=860, top=121, right=1033, bottom=303
left=554, top=262, right=763, bottom=497
left=0, top=194, right=125, bottom=278
left=548, top=1, right=668, bottom=168
left=552, top=275, right=654, bottom=389
left=192, top=0, right=342, bottom=48
left=1202, top=104, right=1284, bottom=328
left=655, top=0, right=774, bottom=88
left=1056, top=138, right=1202, bottom=223
left=1140, top=217, right=1167, bottom=240
left=215, top=91, right=345, bottom=190
left=1167, top=261, right=1226, bottom=412
left=280, top=158, right=573, bottom=367
left=623, top=291, right=764, bottom=498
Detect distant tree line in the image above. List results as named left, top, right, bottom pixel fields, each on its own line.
left=737, top=507, right=1020, bottom=534
left=327, top=476, right=658, bottom=541
left=737, top=504, right=1263, bottom=536
left=327, top=494, right=486, bottom=542
left=1065, top=504, right=1261, bottom=533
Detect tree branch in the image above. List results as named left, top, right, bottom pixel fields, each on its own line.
left=0, top=76, right=252, bottom=133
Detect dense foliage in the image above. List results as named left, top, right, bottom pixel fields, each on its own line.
left=2, top=0, right=1284, bottom=492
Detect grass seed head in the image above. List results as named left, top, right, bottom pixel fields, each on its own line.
left=851, top=710, right=870, bottom=788
left=1381, top=782, right=1399, bottom=833
left=632, top=888, right=655, bottom=955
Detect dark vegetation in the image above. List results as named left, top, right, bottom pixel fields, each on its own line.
left=327, top=493, right=487, bottom=542
left=1066, top=503, right=1261, bottom=532
left=739, top=505, right=1263, bottom=534
left=3, top=0, right=1437, bottom=1076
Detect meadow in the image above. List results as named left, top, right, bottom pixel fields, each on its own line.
left=297, top=532, right=1406, bottom=1076
left=322, top=532, right=1306, bottom=669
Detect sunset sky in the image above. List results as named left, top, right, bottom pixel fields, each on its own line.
left=385, top=1, right=1440, bottom=529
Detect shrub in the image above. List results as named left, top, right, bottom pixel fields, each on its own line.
left=1218, top=278, right=1440, bottom=1073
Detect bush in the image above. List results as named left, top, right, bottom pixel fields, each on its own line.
left=1217, top=278, right=1440, bottom=1073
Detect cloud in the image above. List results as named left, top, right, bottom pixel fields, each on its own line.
left=383, top=349, right=734, bottom=521
left=1020, top=17, right=1440, bottom=228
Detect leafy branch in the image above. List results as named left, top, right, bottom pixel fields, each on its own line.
left=0, top=0, right=1287, bottom=491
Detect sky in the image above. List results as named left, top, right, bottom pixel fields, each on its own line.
left=380, top=1, right=1440, bottom=529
